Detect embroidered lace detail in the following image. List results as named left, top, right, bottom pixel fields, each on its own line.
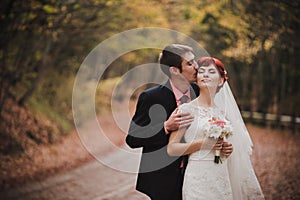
left=179, top=102, right=226, bottom=160
left=183, top=160, right=233, bottom=200
left=179, top=101, right=264, bottom=200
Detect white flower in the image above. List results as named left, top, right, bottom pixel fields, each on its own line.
left=204, top=117, right=233, bottom=164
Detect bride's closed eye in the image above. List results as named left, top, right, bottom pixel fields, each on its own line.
left=198, top=67, right=217, bottom=74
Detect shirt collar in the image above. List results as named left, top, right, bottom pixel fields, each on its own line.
left=170, top=80, right=191, bottom=103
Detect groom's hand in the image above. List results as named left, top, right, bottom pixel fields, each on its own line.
left=164, top=108, right=194, bottom=133
left=221, top=142, right=233, bottom=158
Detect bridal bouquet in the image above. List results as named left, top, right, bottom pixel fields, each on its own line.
left=203, top=117, right=233, bottom=164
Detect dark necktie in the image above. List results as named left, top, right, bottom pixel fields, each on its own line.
left=180, top=95, right=188, bottom=104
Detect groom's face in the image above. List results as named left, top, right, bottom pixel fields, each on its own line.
left=180, top=51, right=198, bottom=83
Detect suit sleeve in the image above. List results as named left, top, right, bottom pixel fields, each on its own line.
left=126, top=92, right=169, bottom=149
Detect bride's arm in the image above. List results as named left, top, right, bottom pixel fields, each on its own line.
left=167, top=128, right=224, bottom=157
left=167, top=127, right=202, bottom=156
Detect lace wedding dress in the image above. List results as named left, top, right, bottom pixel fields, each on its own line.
left=179, top=100, right=264, bottom=200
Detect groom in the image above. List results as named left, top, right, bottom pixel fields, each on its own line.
left=126, top=44, right=233, bottom=200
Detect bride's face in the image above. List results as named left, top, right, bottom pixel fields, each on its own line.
left=197, top=64, right=223, bottom=91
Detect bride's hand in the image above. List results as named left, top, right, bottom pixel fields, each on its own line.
left=213, top=138, right=223, bottom=151
left=202, top=137, right=223, bottom=150
left=221, top=141, right=233, bottom=158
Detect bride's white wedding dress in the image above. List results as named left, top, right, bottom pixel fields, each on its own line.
left=179, top=100, right=264, bottom=200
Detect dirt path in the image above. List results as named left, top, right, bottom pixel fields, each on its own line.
left=0, top=111, right=150, bottom=200
left=0, top=146, right=149, bottom=200
left=1, top=112, right=300, bottom=200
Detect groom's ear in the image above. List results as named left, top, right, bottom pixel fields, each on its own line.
left=169, top=66, right=179, bottom=75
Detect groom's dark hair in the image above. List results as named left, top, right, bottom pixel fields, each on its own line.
left=159, top=44, right=193, bottom=77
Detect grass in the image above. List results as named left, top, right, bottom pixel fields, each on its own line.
left=96, top=77, right=122, bottom=115
left=27, top=76, right=123, bottom=133
left=28, top=94, right=72, bottom=133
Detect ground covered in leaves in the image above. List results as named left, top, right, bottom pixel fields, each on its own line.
left=0, top=99, right=299, bottom=199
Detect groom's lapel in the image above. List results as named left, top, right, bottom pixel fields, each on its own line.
left=163, top=80, right=177, bottom=111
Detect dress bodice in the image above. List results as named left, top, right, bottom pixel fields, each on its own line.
left=180, top=99, right=265, bottom=200
left=178, top=100, right=226, bottom=160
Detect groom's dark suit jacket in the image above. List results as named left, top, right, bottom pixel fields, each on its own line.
left=126, top=80, right=199, bottom=200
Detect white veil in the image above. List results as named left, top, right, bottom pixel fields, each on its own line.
left=215, top=82, right=265, bottom=200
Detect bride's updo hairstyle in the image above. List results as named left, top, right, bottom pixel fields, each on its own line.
left=197, top=57, right=229, bottom=82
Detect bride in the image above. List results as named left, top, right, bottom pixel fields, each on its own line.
left=167, top=57, right=264, bottom=199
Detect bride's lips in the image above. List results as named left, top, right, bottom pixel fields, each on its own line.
left=201, top=79, right=210, bottom=82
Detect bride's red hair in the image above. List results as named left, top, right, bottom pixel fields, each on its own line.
left=197, top=57, right=228, bottom=81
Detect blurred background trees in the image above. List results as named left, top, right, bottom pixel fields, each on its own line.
left=0, top=0, right=299, bottom=153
